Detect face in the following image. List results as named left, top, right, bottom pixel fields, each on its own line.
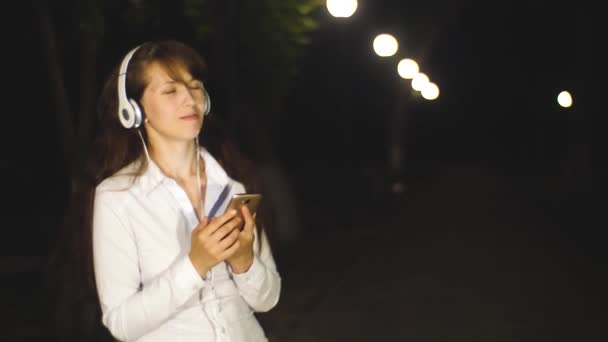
left=140, top=62, right=207, bottom=143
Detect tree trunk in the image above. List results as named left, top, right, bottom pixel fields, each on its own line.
left=35, top=1, right=75, bottom=177
left=76, top=28, right=99, bottom=173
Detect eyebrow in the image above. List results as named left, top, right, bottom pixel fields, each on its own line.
left=162, top=79, right=200, bottom=85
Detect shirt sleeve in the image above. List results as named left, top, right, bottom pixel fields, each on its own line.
left=92, top=191, right=205, bottom=341
left=230, top=228, right=282, bottom=312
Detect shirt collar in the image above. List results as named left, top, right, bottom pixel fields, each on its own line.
left=137, top=147, right=231, bottom=196
left=200, top=147, right=230, bottom=188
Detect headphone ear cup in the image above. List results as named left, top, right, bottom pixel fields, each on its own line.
left=130, top=99, right=143, bottom=128
left=204, top=89, right=211, bottom=116
left=119, top=100, right=136, bottom=129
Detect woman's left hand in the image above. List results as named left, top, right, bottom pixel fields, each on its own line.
left=226, top=205, right=256, bottom=273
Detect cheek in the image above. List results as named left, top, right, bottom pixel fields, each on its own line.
left=143, top=101, right=173, bottom=122
left=193, top=93, right=207, bottom=108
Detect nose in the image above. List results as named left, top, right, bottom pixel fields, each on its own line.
left=182, top=87, right=196, bottom=106
left=182, top=87, right=197, bottom=108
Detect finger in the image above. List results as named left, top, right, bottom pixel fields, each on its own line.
left=218, top=228, right=240, bottom=249
left=222, top=240, right=241, bottom=259
left=226, top=215, right=245, bottom=235
left=204, top=209, right=238, bottom=236
left=241, top=206, right=254, bottom=233
left=211, top=216, right=243, bottom=241
left=241, top=205, right=252, bottom=222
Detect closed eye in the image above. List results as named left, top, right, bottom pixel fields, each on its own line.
left=189, top=80, right=204, bottom=90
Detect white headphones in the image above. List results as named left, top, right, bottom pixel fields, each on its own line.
left=117, top=44, right=211, bottom=129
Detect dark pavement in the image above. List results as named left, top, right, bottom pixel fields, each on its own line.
left=257, top=164, right=606, bottom=341
left=3, top=164, right=606, bottom=341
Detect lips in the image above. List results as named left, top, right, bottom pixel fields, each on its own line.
left=180, top=114, right=199, bottom=120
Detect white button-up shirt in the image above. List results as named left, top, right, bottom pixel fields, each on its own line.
left=92, top=148, right=281, bottom=342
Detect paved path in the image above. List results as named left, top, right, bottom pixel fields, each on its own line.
left=2, top=165, right=605, bottom=341
left=258, top=165, right=606, bottom=341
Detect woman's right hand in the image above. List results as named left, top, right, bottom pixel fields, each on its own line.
left=188, top=209, right=243, bottom=277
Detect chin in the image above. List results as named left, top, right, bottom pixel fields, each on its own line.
left=168, top=128, right=200, bottom=142
left=184, top=132, right=201, bottom=141
left=182, top=124, right=202, bottom=138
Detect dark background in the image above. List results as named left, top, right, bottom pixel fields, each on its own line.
left=3, top=1, right=605, bottom=210
left=2, top=0, right=606, bottom=340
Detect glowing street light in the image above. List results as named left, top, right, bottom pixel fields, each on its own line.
left=421, top=82, right=440, bottom=100
left=326, top=0, right=358, bottom=18
left=373, top=33, right=398, bottom=57
left=557, top=90, right=573, bottom=108
left=397, top=58, right=419, bottom=79
left=411, top=72, right=429, bottom=91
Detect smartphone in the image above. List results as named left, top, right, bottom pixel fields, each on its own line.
left=224, top=193, right=262, bottom=224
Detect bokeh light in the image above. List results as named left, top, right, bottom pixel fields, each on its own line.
left=326, top=0, right=358, bottom=18
left=397, top=58, right=419, bottom=79
left=373, top=34, right=399, bottom=57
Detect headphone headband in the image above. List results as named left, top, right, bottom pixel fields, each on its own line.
left=117, top=46, right=142, bottom=129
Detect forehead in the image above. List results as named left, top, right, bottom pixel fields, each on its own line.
left=144, top=61, right=194, bottom=86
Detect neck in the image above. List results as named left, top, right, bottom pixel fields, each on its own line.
left=148, top=138, right=199, bottom=181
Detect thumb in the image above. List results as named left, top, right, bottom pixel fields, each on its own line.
left=244, top=213, right=257, bottom=233
left=249, top=213, right=258, bottom=229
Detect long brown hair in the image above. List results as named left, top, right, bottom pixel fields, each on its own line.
left=48, top=40, right=273, bottom=339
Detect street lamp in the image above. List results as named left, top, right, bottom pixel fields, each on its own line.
left=421, top=82, right=440, bottom=100
left=397, top=58, right=419, bottom=79
left=411, top=72, right=429, bottom=91
left=326, top=0, right=358, bottom=18
left=373, top=33, right=398, bottom=57
left=557, top=90, right=573, bottom=108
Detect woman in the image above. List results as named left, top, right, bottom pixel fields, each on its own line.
left=89, top=40, right=280, bottom=341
